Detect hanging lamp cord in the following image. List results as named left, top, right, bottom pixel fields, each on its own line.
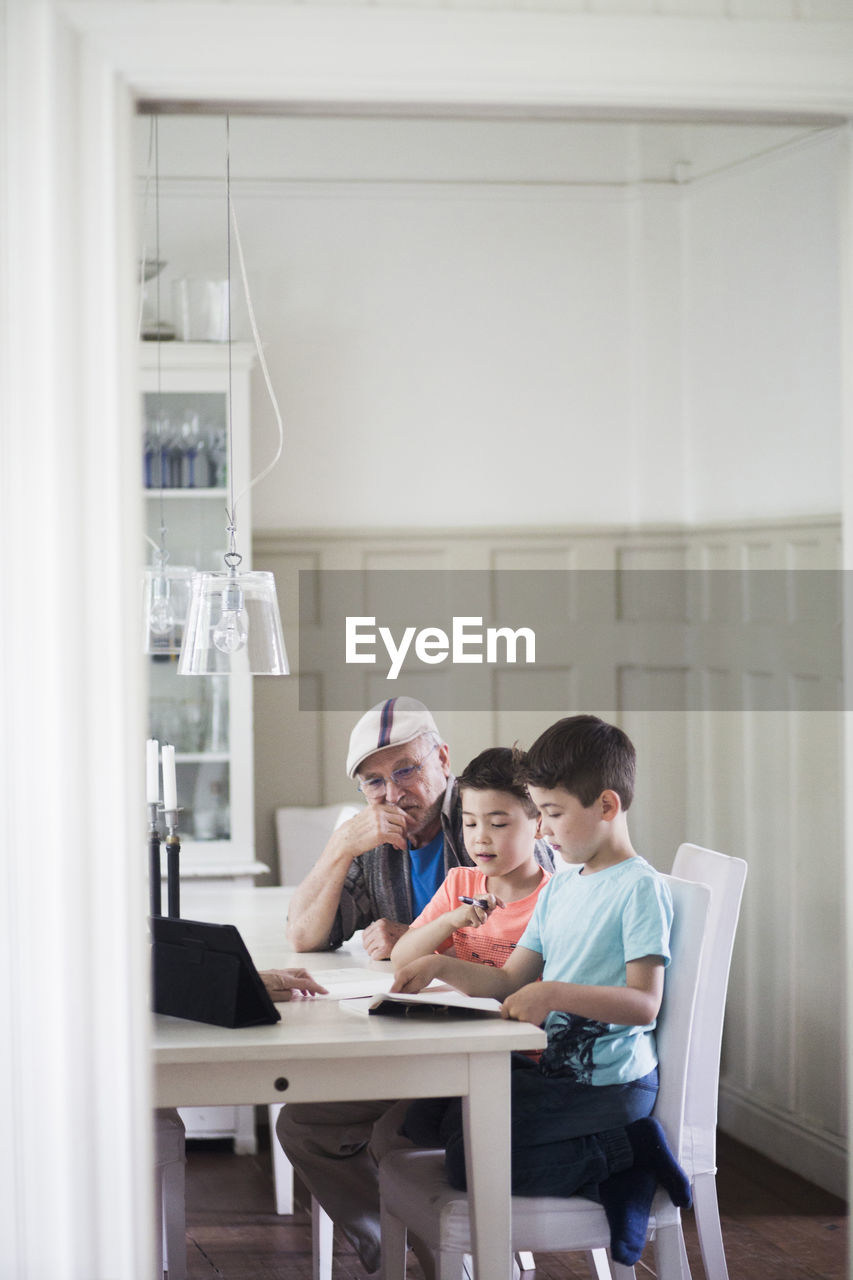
left=224, top=115, right=241, bottom=571
left=139, top=114, right=172, bottom=565
left=154, top=114, right=169, bottom=567
left=222, top=113, right=285, bottom=556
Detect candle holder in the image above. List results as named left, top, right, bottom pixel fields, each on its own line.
left=148, top=802, right=162, bottom=918
left=165, top=808, right=181, bottom=919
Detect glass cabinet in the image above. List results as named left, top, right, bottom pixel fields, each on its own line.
left=141, top=341, right=266, bottom=884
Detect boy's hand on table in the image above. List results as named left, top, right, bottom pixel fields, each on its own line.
left=362, top=918, right=408, bottom=960
left=501, top=982, right=552, bottom=1026
left=260, top=968, right=329, bottom=1002
left=390, top=954, right=444, bottom=994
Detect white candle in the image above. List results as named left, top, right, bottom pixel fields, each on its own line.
left=146, top=738, right=160, bottom=804
left=162, top=744, right=178, bottom=812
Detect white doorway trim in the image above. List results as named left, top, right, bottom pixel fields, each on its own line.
left=3, top=4, right=852, bottom=1275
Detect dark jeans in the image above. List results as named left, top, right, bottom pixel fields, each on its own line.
left=402, top=1053, right=658, bottom=1197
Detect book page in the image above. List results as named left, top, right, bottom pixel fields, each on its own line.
left=311, top=968, right=396, bottom=1001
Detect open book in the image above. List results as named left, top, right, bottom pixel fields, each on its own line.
left=367, top=984, right=502, bottom=1019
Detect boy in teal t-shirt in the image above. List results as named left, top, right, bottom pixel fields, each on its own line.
left=392, top=715, right=691, bottom=1266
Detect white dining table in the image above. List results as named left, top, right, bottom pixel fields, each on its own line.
left=152, top=884, right=546, bottom=1280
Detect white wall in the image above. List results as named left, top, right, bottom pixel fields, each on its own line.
left=140, top=116, right=842, bottom=530
left=686, top=130, right=843, bottom=523
left=143, top=118, right=644, bottom=527
left=246, top=179, right=639, bottom=527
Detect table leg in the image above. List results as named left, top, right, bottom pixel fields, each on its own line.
left=461, top=1050, right=513, bottom=1280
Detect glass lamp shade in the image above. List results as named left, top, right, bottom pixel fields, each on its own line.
left=142, top=565, right=195, bottom=655
left=177, top=570, right=289, bottom=675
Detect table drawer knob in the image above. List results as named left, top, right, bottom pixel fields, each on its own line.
left=274, top=1077, right=289, bottom=1092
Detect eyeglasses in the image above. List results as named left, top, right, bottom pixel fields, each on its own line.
left=357, top=741, right=440, bottom=797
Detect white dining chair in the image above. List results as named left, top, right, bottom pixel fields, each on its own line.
left=670, top=843, right=747, bottom=1280
left=154, top=1108, right=187, bottom=1280
left=379, top=845, right=744, bottom=1280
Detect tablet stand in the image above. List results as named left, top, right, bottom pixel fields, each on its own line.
left=150, top=917, right=281, bottom=1027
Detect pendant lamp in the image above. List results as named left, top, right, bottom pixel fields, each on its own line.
left=178, top=116, right=289, bottom=677
left=143, top=557, right=194, bottom=655
left=178, top=565, right=288, bottom=675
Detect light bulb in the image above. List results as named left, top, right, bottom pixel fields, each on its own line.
left=213, top=609, right=249, bottom=653
left=149, top=577, right=174, bottom=636
left=213, top=579, right=249, bottom=654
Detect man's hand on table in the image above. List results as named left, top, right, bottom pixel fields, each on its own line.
left=362, top=918, right=409, bottom=960
left=260, top=967, right=329, bottom=1002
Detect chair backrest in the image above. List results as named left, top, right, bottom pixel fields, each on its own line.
left=652, top=875, right=712, bottom=1163
left=670, top=842, right=748, bottom=1177
left=275, top=803, right=361, bottom=884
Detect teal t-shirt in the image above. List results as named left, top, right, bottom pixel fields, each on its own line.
left=409, top=832, right=445, bottom=917
left=518, top=855, right=673, bottom=1086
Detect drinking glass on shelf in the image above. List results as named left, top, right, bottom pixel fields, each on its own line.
left=205, top=679, right=229, bottom=753
left=212, top=781, right=230, bottom=838
left=179, top=411, right=211, bottom=489
left=143, top=413, right=172, bottom=489
left=165, top=423, right=184, bottom=489
left=192, top=764, right=229, bottom=840
left=208, top=427, right=228, bottom=489
left=180, top=695, right=207, bottom=752
left=143, top=425, right=156, bottom=488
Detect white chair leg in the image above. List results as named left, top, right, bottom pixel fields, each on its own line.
left=312, top=1195, right=334, bottom=1280
left=588, top=1248, right=617, bottom=1279
left=154, top=1167, right=165, bottom=1280
left=679, top=1230, right=691, bottom=1279
left=692, top=1172, right=730, bottom=1280
left=443, top=1248, right=468, bottom=1280
left=233, top=1103, right=257, bottom=1155
left=610, top=1259, right=637, bottom=1280
left=161, top=1159, right=187, bottom=1280
left=268, top=1103, right=295, bottom=1215
left=653, top=1223, right=690, bottom=1280
left=379, top=1199, right=408, bottom=1280
left=155, top=1111, right=187, bottom=1280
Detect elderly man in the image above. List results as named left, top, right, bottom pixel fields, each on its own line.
left=280, top=697, right=553, bottom=1274
left=287, top=695, right=469, bottom=960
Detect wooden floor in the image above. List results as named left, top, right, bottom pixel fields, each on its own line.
left=181, top=1128, right=847, bottom=1279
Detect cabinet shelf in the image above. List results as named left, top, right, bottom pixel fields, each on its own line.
left=144, top=488, right=227, bottom=499
left=175, top=752, right=230, bottom=765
